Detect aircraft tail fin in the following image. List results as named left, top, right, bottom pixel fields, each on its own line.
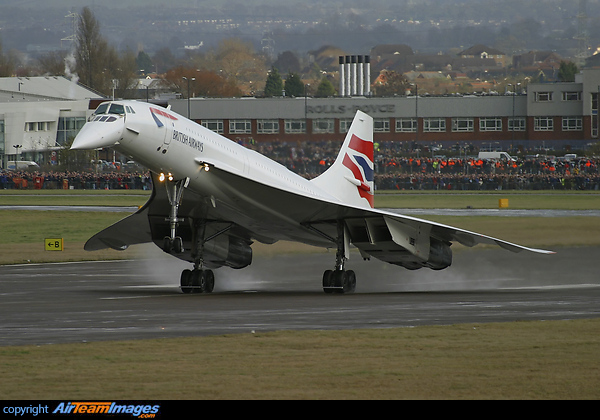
left=311, top=110, right=374, bottom=208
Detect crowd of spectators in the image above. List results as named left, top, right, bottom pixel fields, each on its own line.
left=0, top=170, right=152, bottom=191
left=2, top=140, right=600, bottom=191
left=249, top=140, right=600, bottom=191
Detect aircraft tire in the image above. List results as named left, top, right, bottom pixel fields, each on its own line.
left=173, top=237, right=184, bottom=253
left=332, top=270, right=348, bottom=294
left=344, top=270, right=356, bottom=294
left=203, top=270, right=215, bottom=293
left=180, top=269, right=193, bottom=294
left=322, top=270, right=334, bottom=293
left=163, top=236, right=172, bottom=253
left=191, top=270, right=204, bottom=293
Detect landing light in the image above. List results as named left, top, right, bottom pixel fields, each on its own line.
left=159, top=172, right=174, bottom=182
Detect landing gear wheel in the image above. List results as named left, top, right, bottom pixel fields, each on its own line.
left=322, top=269, right=356, bottom=294
left=344, top=270, right=356, bottom=294
left=203, top=270, right=215, bottom=293
left=191, top=270, right=205, bottom=293
left=173, top=237, right=184, bottom=253
left=322, top=269, right=334, bottom=293
left=163, top=236, right=183, bottom=253
left=180, top=269, right=215, bottom=294
left=333, top=270, right=347, bottom=290
left=163, top=236, right=172, bottom=253
left=180, top=269, right=193, bottom=294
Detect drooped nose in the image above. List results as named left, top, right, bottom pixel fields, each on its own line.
left=71, top=115, right=125, bottom=150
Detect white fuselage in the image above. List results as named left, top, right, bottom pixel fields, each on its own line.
left=75, top=100, right=336, bottom=205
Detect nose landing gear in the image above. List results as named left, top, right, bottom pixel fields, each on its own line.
left=162, top=177, right=189, bottom=255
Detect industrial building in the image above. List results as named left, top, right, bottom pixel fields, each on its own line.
left=2, top=68, right=600, bottom=170
left=169, top=67, right=600, bottom=154
left=0, top=76, right=101, bottom=169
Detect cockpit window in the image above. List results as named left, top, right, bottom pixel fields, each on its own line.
left=90, top=102, right=127, bottom=122
left=108, top=104, right=125, bottom=115
left=94, top=103, right=109, bottom=115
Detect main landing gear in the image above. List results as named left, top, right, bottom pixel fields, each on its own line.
left=180, top=268, right=214, bottom=294
left=161, top=176, right=216, bottom=294
left=321, top=221, right=356, bottom=294
left=180, top=218, right=222, bottom=294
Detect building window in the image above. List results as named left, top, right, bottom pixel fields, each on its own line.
left=396, top=118, right=417, bottom=132
left=508, top=117, right=526, bottom=131
left=562, top=91, right=581, bottom=101
left=479, top=118, right=502, bottom=131
left=312, top=119, right=335, bottom=134
left=423, top=118, right=446, bottom=132
left=201, top=120, right=223, bottom=133
left=373, top=118, right=390, bottom=133
left=0, top=120, right=4, bottom=156
left=56, top=117, right=86, bottom=146
left=229, top=119, right=251, bottom=134
left=284, top=119, right=306, bottom=134
left=452, top=118, right=474, bottom=132
left=562, top=117, right=582, bottom=131
left=535, top=92, right=553, bottom=102
left=257, top=119, right=279, bottom=134
left=339, top=118, right=353, bottom=133
left=534, top=116, right=554, bottom=131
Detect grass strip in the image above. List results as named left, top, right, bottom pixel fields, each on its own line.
left=0, top=319, right=598, bottom=400
left=375, top=192, right=600, bottom=210
left=1, top=210, right=599, bottom=265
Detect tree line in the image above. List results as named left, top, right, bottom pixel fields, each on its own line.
left=0, top=6, right=582, bottom=99
left=0, top=7, right=339, bottom=99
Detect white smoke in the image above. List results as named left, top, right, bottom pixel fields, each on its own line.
left=64, top=53, right=79, bottom=99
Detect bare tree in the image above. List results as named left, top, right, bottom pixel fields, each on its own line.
left=0, top=39, right=16, bottom=77
left=113, top=49, right=138, bottom=99
left=75, top=7, right=106, bottom=91
left=37, top=50, right=68, bottom=76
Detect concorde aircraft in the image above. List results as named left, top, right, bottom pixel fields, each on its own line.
left=71, top=100, right=553, bottom=294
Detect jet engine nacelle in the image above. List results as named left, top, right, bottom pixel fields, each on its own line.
left=204, top=235, right=252, bottom=269
left=425, top=239, right=452, bottom=270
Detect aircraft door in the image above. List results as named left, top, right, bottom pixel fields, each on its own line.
left=150, top=107, right=174, bottom=154
left=163, top=120, right=174, bottom=153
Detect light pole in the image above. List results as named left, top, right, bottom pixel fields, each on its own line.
left=304, top=83, right=310, bottom=122
left=509, top=82, right=520, bottom=154
left=182, top=76, right=195, bottom=119
left=413, top=83, right=419, bottom=145
left=13, top=144, right=22, bottom=169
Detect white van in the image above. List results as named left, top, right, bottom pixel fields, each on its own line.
left=6, top=161, right=40, bottom=170
left=477, top=152, right=516, bottom=161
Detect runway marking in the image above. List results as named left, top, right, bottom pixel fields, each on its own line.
left=100, top=295, right=175, bottom=300
left=499, top=284, right=600, bottom=290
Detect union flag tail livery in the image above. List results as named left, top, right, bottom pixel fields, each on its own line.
left=311, top=110, right=374, bottom=208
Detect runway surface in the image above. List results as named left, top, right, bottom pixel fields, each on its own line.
left=1, top=245, right=599, bottom=346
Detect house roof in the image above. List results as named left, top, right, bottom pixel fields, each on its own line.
left=459, top=44, right=505, bottom=57
left=371, top=44, right=414, bottom=58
